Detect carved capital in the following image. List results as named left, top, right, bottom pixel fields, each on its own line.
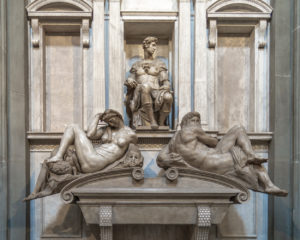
left=99, top=205, right=113, bottom=226
left=99, top=206, right=113, bottom=240
left=208, top=20, right=217, bottom=48
left=258, top=20, right=267, bottom=49
left=31, top=18, right=39, bottom=48
left=197, top=206, right=211, bottom=227
left=194, top=206, right=211, bottom=240
left=82, top=19, right=90, bottom=48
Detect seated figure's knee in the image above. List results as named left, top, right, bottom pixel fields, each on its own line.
left=231, top=124, right=246, bottom=132
left=68, top=123, right=80, bottom=129
left=163, top=93, right=173, bottom=103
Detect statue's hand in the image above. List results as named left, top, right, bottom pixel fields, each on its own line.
left=126, top=78, right=137, bottom=88
left=96, top=112, right=104, bottom=120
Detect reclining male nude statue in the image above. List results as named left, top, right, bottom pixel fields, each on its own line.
left=24, top=109, right=141, bottom=201
left=157, top=111, right=287, bottom=196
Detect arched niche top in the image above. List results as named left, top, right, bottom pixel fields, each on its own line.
left=26, top=0, right=92, bottom=19
left=207, top=0, right=272, bottom=20
left=26, top=0, right=92, bottom=48
left=206, top=0, right=272, bottom=48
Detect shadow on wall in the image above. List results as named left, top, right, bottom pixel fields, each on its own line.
left=43, top=203, right=82, bottom=237
left=217, top=205, right=246, bottom=238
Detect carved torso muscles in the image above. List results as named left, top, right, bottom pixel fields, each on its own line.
left=131, top=60, right=168, bottom=89
left=94, top=126, right=137, bottom=162
left=173, top=129, right=209, bottom=168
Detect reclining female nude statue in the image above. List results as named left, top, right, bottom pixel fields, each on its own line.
left=24, top=109, right=142, bottom=201
left=157, top=112, right=287, bottom=196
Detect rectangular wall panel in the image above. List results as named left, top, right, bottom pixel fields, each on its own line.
left=216, top=35, right=255, bottom=132
left=45, top=34, right=83, bottom=131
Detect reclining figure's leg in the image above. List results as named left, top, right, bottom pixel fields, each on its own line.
left=216, top=125, right=267, bottom=164
left=253, top=165, right=288, bottom=196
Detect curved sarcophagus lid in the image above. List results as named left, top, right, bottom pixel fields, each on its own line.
left=60, top=167, right=249, bottom=205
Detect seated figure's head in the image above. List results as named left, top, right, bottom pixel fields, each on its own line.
left=180, top=112, right=201, bottom=129
left=101, top=109, right=123, bottom=128
left=142, top=36, right=158, bottom=56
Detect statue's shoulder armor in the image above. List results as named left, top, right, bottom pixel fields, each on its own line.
left=130, top=61, right=143, bottom=73
left=153, top=59, right=167, bottom=72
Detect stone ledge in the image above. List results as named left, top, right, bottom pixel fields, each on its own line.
left=27, top=131, right=273, bottom=151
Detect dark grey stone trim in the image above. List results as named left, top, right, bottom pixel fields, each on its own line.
left=269, top=0, right=297, bottom=239
left=5, top=0, right=29, bottom=239
left=0, top=0, right=8, bottom=239
left=293, top=0, right=300, bottom=239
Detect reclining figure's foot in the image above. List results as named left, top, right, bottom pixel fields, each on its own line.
left=265, top=186, right=288, bottom=197
left=23, top=193, right=37, bottom=201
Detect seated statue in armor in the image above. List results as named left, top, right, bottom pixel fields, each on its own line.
left=157, top=111, right=288, bottom=196
left=124, top=36, right=173, bottom=129
left=24, top=109, right=142, bottom=201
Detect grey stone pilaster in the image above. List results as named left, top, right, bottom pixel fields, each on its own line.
left=293, top=0, right=300, bottom=239
left=5, top=0, right=28, bottom=239
left=269, top=0, right=297, bottom=239
left=0, top=0, right=8, bottom=239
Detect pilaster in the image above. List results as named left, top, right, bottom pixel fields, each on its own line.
left=269, top=0, right=293, bottom=239
left=0, top=0, right=8, bottom=239
left=109, top=0, right=123, bottom=114
left=293, top=0, right=300, bottom=239
left=99, top=205, right=113, bottom=240
left=6, top=0, right=28, bottom=239
left=93, top=0, right=106, bottom=116
left=194, top=0, right=208, bottom=127
left=178, top=0, right=191, bottom=121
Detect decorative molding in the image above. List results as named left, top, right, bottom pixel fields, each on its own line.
left=132, top=167, right=144, bottom=181
left=166, top=167, right=179, bottom=181
left=26, top=0, right=93, bottom=48
left=207, top=0, right=272, bottom=49
left=207, top=0, right=273, bottom=20
left=31, top=18, right=39, bottom=47
left=27, top=131, right=272, bottom=151
left=194, top=206, right=211, bottom=240
left=121, top=11, right=178, bottom=23
left=197, top=206, right=211, bottom=227
left=26, top=0, right=93, bottom=19
left=30, top=144, right=57, bottom=151
left=208, top=20, right=217, bottom=48
left=100, top=226, right=113, bottom=240
left=60, top=168, right=249, bottom=205
left=81, top=18, right=90, bottom=47
left=99, top=206, right=113, bottom=240
left=258, top=19, right=267, bottom=48
left=99, top=206, right=113, bottom=226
